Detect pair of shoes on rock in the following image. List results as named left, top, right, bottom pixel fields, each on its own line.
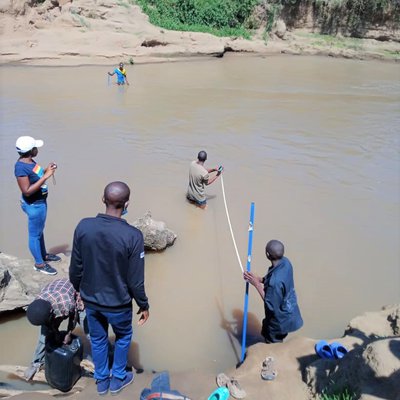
left=97, top=372, right=134, bottom=395
left=216, top=373, right=246, bottom=399
left=315, top=340, right=348, bottom=360
left=261, top=356, right=277, bottom=381
left=33, top=263, right=57, bottom=275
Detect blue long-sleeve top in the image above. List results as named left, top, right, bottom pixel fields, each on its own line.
left=263, top=256, right=303, bottom=334
left=69, top=214, right=149, bottom=312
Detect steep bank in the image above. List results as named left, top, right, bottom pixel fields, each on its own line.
left=0, top=0, right=399, bottom=65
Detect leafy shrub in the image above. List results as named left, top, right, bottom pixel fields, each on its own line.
left=135, top=0, right=258, bottom=38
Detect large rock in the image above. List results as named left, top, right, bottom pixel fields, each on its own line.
left=133, top=211, right=177, bottom=251
left=0, top=212, right=176, bottom=313
left=0, top=252, right=70, bottom=313
left=306, top=338, right=400, bottom=400
left=306, top=305, right=400, bottom=400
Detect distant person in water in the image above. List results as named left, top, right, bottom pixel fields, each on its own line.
left=187, top=150, right=223, bottom=209
left=243, top=240, right=303, bottom=343
left=14, top=136, right=60, bottom=276
left=108, top=62, right=129, bottom=86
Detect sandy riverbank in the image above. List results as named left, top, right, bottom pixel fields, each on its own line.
left=1, top=0, right=399, bottom=66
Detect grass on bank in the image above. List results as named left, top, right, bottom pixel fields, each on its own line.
left=319, top=385, right=357, bottom=400
left=296, top=31, right=365, bottom=51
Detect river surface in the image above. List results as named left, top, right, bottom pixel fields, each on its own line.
left=0, top=55, right=399, bottom=374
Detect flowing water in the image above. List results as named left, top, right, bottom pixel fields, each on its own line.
left=0, top=55, right=399, bottom=374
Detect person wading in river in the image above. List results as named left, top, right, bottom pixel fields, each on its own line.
left=186, top=150, right=223, bottom=209
left=108, top=62, right=130, bottom=86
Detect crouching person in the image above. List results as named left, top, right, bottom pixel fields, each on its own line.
left=24, top=278, right=85, bottom=380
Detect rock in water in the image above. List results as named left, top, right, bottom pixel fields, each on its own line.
left=133, top=211, right=177, bottom=251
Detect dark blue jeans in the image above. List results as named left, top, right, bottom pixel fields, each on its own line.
left=21, top=200, right=47, bottom=264
left=86, top=308, right=132, bottom=381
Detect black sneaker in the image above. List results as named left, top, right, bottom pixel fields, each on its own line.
left=45, top=253, right=61, bottom=262
left=34, top=263, right=57, bottom=275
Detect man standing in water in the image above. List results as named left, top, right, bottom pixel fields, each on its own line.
left=108, top=62, right=130, bottom=85
left=69, top=181, right=149, bottom=395
left=243, top=240, right=303, bottom=343
left=187, top=150, right=223, bottom=209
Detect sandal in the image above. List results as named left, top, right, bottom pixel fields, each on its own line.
left=216, top=373, right=246, bottom=399
left=261, top=356, right=277, bottom=381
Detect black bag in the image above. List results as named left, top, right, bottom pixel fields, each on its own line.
left=45, top=333, right=83, bottom=392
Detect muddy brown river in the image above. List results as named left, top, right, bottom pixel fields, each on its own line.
left=0, top=55, right=399, bottom=374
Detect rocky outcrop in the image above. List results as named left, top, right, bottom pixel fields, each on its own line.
left=133, top=211, right=177, bottom=251
left=305, top=305, right=400, bottom=400
left=0, top=252, right=71, bottom=313
left=0, top=213, right=176, bottom=313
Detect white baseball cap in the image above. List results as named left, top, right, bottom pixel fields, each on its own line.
left=16, top=136, right=44, bottom=153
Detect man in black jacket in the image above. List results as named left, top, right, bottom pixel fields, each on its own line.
left=69, top=181, right=149, bottom=395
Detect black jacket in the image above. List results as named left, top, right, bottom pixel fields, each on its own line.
left=69, top=214, right=149, bottom=312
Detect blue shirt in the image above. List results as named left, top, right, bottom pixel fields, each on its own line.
left=263, top=256, right=303, bottom=334
left=114, top=68, right=126, bottom=84
left=14, top=160, right=48, bottom=204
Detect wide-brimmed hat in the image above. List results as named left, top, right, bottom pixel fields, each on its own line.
left=16, top=136, right=44, bottom=153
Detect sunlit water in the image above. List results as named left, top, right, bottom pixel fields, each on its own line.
left=0, top=55, right=399, bottom=374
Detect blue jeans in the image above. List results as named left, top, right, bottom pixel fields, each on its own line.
left=20, top=200, right=47, bottom=265
left=86, top=308, right=132, bottom=381
left=140, top=371, right=189, bottom=400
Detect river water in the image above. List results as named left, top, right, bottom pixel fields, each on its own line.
left=0, top=55, right=399, bottom=374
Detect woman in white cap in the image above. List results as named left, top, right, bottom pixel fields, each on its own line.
left=14, top=136, right=59, bottom=275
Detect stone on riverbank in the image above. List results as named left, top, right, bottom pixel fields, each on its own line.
left=0, top=252, right=70, bottom=313
left=0, top=213, right=176, bottom=313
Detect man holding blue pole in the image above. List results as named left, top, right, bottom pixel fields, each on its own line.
left=243, top=240, right=303, bottom=343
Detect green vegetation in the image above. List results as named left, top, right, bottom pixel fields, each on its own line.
left=134, top=0, right=399, bottom=40
left=383, top=49, right=400, bottom=59
left=70, top=11, right=91, bottom=29
left=134, top=0, right=258, bottom=38
left=297, top=32, right=365, bottom=50
left=319, top=386, right=357, bottom=400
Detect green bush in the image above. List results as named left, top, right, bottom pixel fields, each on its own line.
left=135, top=0, right=258, bottom=38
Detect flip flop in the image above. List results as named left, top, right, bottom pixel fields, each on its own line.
left=330, top=342, right=348, bottom=359
left=261, top=356, right=277, bottom=381
left=216, top=373, right=246, bottom=399
left=216, top=373, right=230, bottom=387
left=315, top=340, right=335, bottom=359
left=208, top=387, right=230, bottom=400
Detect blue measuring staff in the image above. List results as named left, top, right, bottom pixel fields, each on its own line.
left=240, top=202, right=255, bottom=364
